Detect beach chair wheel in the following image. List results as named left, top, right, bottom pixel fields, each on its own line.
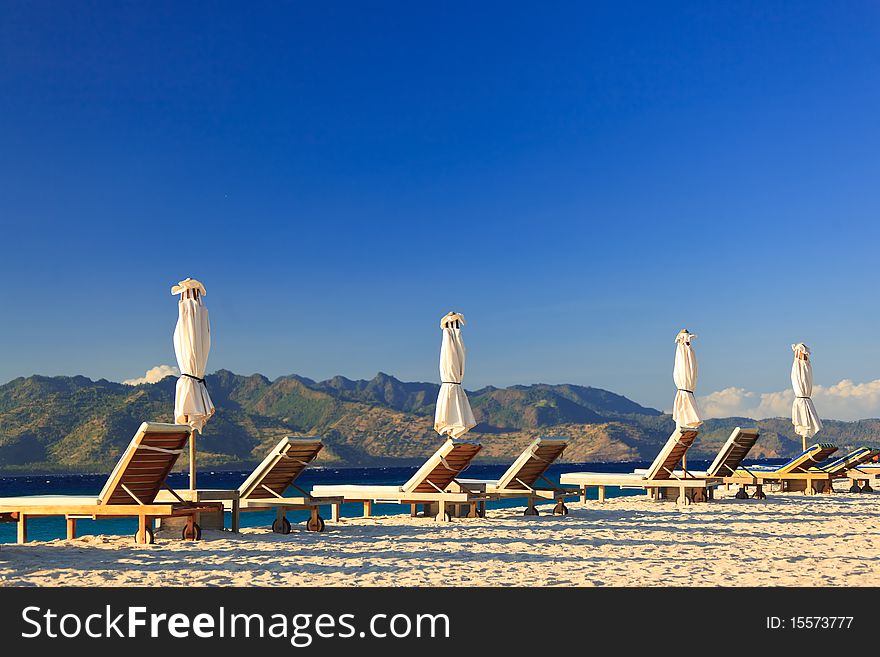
left=677, top=494, right=691, bottom=506
left=182, top=523, right=202, bottom=541
left=850, top=484, right=861, bottom=493
left=734, top=488, right=748, bottom=500
left=306, top=516, right=325, bottom=532
left=553, top=503, right=569, bottom=515
left=272, top=517, right=292, bottom=534
left=134, top=527, right=154, bottom=545
left=863, top=484, right=873, bottom=493
left=751, top=491, right=766, bottom=500
left=523, top=506, right=539, bottom=516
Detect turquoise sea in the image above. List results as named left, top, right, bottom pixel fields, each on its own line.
left=0, top=458, right=784, bottom=544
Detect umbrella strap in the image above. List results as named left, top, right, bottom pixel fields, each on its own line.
left=676, top=388, right=694, bottom=394
left=795, top=396, right=811, bottom=399
left=181, top=373, right=206, bottom=384
left=441, top=382, right=461, bottom=385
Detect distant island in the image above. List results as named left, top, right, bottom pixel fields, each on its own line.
left=1, top=370, right=878, bottom=473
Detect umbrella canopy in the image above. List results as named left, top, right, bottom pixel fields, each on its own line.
left=433, top=311, right=476, bottom=438
left=672, top=329, right=702, bottom=428
left=172, top=278, right=215, bottom=433
left=791, top=343, right=822, bottom=450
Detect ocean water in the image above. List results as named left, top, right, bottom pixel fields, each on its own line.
left=0, top=458, right=770, bottom=544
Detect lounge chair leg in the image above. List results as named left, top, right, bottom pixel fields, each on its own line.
left=677, top=488, right=691, bottom=506
left=436, top=499, right=449, bottom=522
left=271, top=510, right=292, bottom=534
left=581, top=488, right=587, bottom=504
left=136, top=515, right=147, bottom=544
left=553, top=499, right=569, bottom=515
left=17, top=514, right=27, bottom=544
left=363, top=501, right=372, bottom=518
left=231, top=497, right=240, bottom=533
left=480, top=501, right=487, bottom=517
left=410, top=504, right=418, bottom=518
left=467, top=502, right=479, bottom=518
left=306, top=507, right=326, bottom=532
left=598, top=486, right=605, bottom=503
left=331, top=504, right=341, bottom=522
left=66, top=517, right=77, bottom=540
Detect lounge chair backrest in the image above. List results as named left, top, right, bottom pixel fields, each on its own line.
left=239, top=437, right=324, bottom=500
left=401, top=439, right=482, bottom=493
left=495, top=438, right=567, bottom=490
left=814, top=447, right=873, bottom=474
left=97, top=422, right=191, bottom=505
left=644, top=428, right=699, bottom=480
left=776, top=443, right=838, bottom=474
left=706, top=428, right=759, bottom=477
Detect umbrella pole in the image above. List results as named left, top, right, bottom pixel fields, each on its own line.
left=802, top=435, right=807, bottom=453
left=189, top=430, right=197, bottom=491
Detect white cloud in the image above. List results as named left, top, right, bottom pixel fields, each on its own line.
left=697, top=379, right=880, bottom=421
left=122, top=365, right=179, bottom=386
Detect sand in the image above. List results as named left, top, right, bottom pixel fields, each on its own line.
left=2, top=482, right=878, bottom=587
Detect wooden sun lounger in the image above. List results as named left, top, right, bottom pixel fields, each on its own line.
left=813, top=447, right=877, bottom=476
left=311, top=438, right=487, bottom=521
left=227, top=437, right=344, bottom=533
left=632, top=428, right=761, bottom=500
left=559, top=427, right=712, bottom=505
left=0, top=422, right=221, bottom=544
left=449, top=437, right=579, bottom=516
left=832, top=450, right=880, bottom=492
left=723, top=443, right=839, bottom=497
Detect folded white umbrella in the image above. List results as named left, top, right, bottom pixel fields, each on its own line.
left=672, top=329, right=702, bottom=429
left=433, top=311, right=476, bottom=438
left=172, top=277, right=215, bottom=489
left=791, top=343, right=822, bottom=451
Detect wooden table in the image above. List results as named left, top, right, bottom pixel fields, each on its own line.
left=155, top=489, right=240, bottom=533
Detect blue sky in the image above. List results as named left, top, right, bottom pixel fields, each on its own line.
left=1, top=2, right=879, bottom=417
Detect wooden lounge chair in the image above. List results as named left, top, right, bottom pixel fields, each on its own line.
left=559, top=427, right=712, bottom=505
left=230, top=437, right=344, bottom=533
left=813, top=447, right=877, bottom=477
left=632, top=427, right=760, bottom=500
left=0, top=422, right=221, bottom=544
left=449, top=437, right=579, bottom=516
left=824, top=449, right=880, bottom=492
left=311, top=438, right=486, bottom=521
left=723, top=443, right=839, bottom=497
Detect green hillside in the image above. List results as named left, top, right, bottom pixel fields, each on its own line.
left=0, top=370, right=877, bottom=473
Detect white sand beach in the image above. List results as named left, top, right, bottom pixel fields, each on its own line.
left=2, top=482, right=878, bottom=587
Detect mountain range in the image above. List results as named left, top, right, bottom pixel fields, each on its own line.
left=1, top=370, right=879, bottom=473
